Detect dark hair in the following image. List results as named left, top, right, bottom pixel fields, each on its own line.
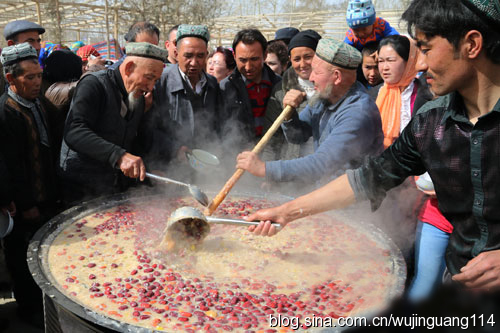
left=3, top=57, right=38, bottom=79
left=215, top=46, right=236, bottom=70
left=402, top=0, right=500, bottom=64
left=361, top=41, right=380, bottom=57
left=43, top=49, right=82, bottom=83
left=266, top=41, right=289, bottom=66
left=232, top=29, right=267, bottom=55
left=124, top=21, right=160, bottom=42
left=168, top=25, right=179, bottom=40
left=378, top=35, right=410, bottom=62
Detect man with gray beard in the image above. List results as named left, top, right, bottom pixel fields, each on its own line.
left=59, top=42, right=167, bottom=204
left=237, top=38, right=383, bottom=187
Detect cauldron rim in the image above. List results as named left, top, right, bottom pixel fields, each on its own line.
left=28, top=190, right=406, bottom=332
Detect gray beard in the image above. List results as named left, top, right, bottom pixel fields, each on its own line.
left=308, top=83, right=334, bottom=107
left=128, top=91, right=145, bottom=114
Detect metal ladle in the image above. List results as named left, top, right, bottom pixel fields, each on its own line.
left=146, top=172, right=209, bottom=207
left=160, top=206, right=282, bottom=249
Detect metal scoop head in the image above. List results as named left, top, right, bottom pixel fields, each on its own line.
left=146, top=172, right=209, bottom=207
left=161, top=206, right=282, bottom=249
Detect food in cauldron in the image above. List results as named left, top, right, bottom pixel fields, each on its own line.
left=43, top=195, right=404, bottom=332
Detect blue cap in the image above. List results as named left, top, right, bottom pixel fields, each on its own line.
left=346, top=0, right=376, bottom=29
left=3, top=20, right=45, bottom=41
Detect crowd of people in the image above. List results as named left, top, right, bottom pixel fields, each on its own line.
left=0, top=0, right=499, bottom=329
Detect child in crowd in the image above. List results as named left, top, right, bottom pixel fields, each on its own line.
left=344, top=0, right=399, bottom=51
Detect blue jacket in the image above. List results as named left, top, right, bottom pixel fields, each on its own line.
left=265, top=82, right=383, bottom=185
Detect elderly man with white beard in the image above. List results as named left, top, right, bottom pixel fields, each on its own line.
left=237, top=38, right=383, bottom=187
left=59, top=42, right=167, bottom=204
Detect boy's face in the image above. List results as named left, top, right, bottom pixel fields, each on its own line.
left=362, top=53, right=382, bottom=86
left=352, top=25, right=374, bottom=39
left=415, top=31, right=472, bottom=96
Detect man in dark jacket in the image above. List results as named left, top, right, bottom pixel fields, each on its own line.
left=144, top=25, right=221, bottom=169
left=220, top=28, right=281, bottom=151
left=0, top=42, right=59, bottom=327
left=59, top=42, right=167, bottom=204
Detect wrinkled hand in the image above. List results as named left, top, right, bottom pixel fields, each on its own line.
left=177, top=146, right=191, bottom=162
left=452, top=249, right=500, bottom=290
left=244, top=206, right=290, bottom=237
left=236, top=151, right=265, bottom=178
left=117, top=152, right=146, bottom=181
left=22, top=206, right=40, bottom=221
left=144, top=91, right=153, bottom=112
left=283, top=89, right=306, bottom=110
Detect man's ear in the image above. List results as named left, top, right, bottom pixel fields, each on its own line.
left=124, top=60, right=136, bottom=76
left=464, top=30, right=483, bottom=60
left=333, top=69, right=342, bottom=85
left=5, top=72, right=14, bottom=85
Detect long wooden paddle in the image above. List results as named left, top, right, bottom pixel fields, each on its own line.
left=204, top=105, right=295, bottom=216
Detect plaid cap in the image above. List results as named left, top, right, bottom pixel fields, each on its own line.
left=316, top=38, right=363, bottom=69
left=461, top=0, right=500, bottom=29
left=125, top=42, right=168, bottom=62
left=315, top=38, right=362, bottom=70
left=0, top=42, right=38, bottom=66
left=176, top=24, right=210, bottom=43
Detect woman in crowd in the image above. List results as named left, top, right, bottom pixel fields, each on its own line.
left=376, top=34, right=451, bottom=301
left=265, top=40, right=288, bottom=76
left=207, top=46, right=236, bottom=83
left=262, top=29, right=321, bottom=162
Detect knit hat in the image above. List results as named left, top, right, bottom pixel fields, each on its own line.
left=461, top=0, right=500, bottom=29
left=176, top=25, right=210, bottom=43
left=315, top=38, right=362, bottom=70
left=288, top=30, right=322, bottom=53
left=125, top=42, right=168, bottom=62
left=0, top=42, right=38, bottom=66
left=70, top=41, right=85, bottom=53
left=77, top=45, right=100, bottom=61
left=346, top=0, right=376, bottom=29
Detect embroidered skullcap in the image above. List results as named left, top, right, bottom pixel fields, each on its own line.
left=461, top=0, right=500, bottom=29
left=0, top=42, right=38, bottom=66
left=315, top=38, right=362, bottom=70
left=176, top=25, right=210, bottom=43
left=125, top=42, right=168, bottom=62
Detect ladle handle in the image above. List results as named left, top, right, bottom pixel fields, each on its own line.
left=204, top=105, right=294, bottom=216
left=206, top=216, right=282, bottom=230
left=146, top=172, right=188, bottom=188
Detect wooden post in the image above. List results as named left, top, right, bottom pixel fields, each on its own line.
left=105, top=0, right=111, bottom=59
left=55, top=0, right=62, bottom=44
left=35, top=1, right=42, bottom=26
left=77, top=29, right=81, bottom=41
left=114, top=6, right=119, bottom=43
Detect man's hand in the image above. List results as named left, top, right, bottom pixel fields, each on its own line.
left=283, top=89, right=306, bottom=110
left=1, top=201, right=16, bottom=217
left=21, top=206, right=40, bottom=221
left=177, top=146, right=191, bottom=162
left=452, top=249, right=500, bottom=290
left=244, top=205, right=290, bottom=236
left=236, top=151, right=265, bottom=178
left=117, top=153, right=146, bottom=181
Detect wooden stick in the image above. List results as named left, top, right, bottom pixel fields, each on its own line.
left=204, top=105, right=295, bottom=216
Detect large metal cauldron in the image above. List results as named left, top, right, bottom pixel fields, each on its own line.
left=28, top=191, right=406, bottom=332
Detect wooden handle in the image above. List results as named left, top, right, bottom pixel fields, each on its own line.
left=204, top=105, right=295, bottom=216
